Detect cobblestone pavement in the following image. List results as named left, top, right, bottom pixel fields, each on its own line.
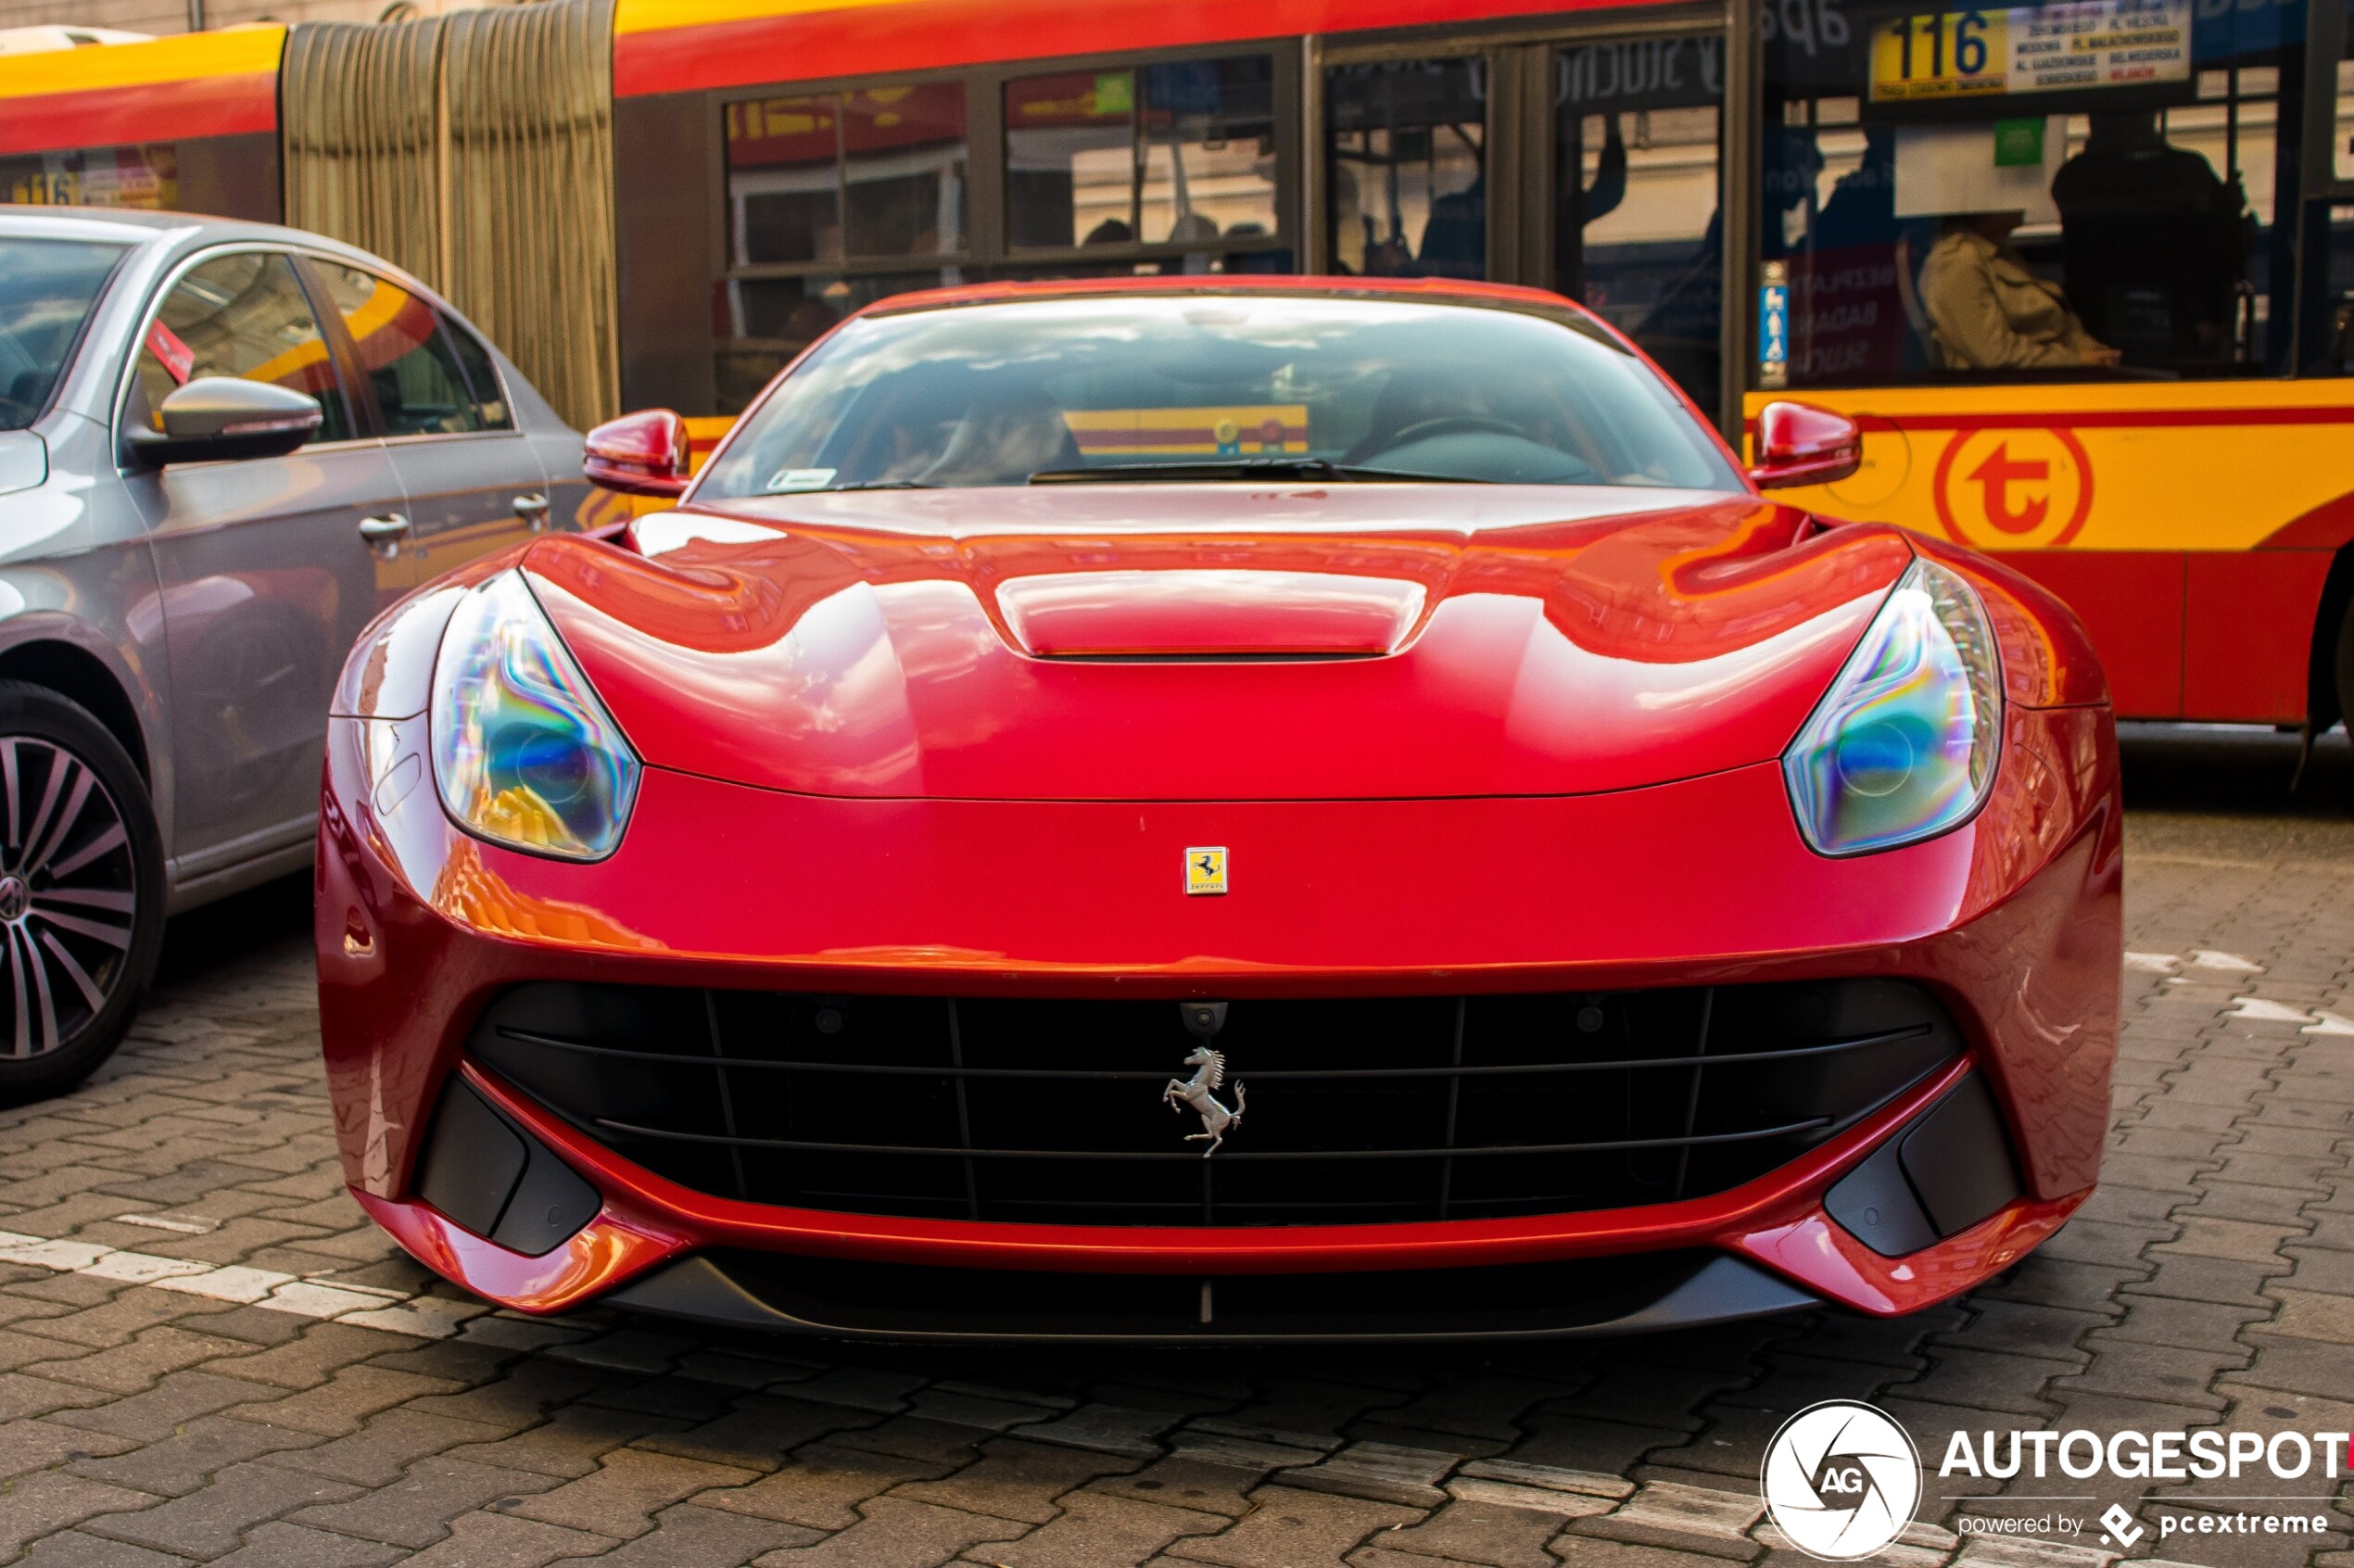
left=0, top=727, right=2349, bottom=1568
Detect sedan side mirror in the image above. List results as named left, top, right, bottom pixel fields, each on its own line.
left=1748, top=400, right=1862, bottom=490
left=584, top=409, right=691, bottom=498
left=127, top=376, right=323, bottom=469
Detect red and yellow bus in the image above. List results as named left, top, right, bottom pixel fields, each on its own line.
left=5, top=0, right=2352, bottom=731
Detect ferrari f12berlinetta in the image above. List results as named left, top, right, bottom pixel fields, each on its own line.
left=318, top=280, right=2119, bottom=1340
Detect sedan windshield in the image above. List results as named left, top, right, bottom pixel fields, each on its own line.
left=696, top=295, right=1741, bottom=498
left=0, top=238, right=127, bottom=431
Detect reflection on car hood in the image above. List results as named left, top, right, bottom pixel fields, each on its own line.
left=520, top=484, right=1914, bottom=802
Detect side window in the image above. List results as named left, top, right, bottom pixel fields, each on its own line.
left=310, top=262, right=492, bottom=436
left=439, top=318, right=513, bottom=430
left=125, top=251, right=353, bottom=444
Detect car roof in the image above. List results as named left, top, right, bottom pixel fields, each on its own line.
left=0, top=205, right=403, bottom=274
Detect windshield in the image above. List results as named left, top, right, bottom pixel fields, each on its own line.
left=696, top=294, right=1742, bottom=498
left=0, top=238, right=127, bottom=431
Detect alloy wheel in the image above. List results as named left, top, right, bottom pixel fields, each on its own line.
left=0, top=736, right=136, bottom=1059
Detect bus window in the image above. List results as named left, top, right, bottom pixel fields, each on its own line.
left=1764, top=0, right=2280, bottom=385
left=1005, top=57, right=1276, bottom=258
left=2329, top=16, right=2353, bottom=365
left=1554, top=36, right=1726, bottom=421
left=2339, top=4, right=2352, bottom=184
left=1325, top=58, right=1487, bottom=279
left=719, top=82, right=970, bottom=411
left=1, top=144, right=177, bottom=209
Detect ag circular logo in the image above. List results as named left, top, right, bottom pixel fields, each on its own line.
left=1761, top=1400, right=1921, bottom=1561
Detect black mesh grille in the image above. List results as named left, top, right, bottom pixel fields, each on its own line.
left=466, top=979, right=1962, bottom=1227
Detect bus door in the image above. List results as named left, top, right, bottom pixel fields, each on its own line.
left=1319, top=24, right=1728, bottom=424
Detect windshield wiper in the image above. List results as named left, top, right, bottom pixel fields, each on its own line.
left=1028, top=459, right=1494, bottom=485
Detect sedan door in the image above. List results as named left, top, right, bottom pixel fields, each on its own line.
left=121, top=247, right=394, bottom=878
left=305, top=260, right=552, bottom=589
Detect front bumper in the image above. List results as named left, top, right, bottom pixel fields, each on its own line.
left=318, top=702, right=2120, bottom=1334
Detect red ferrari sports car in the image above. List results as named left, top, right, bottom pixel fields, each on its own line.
left=317, top=279, right=2119, bottom=1341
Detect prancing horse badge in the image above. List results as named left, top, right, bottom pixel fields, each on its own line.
left=1184, top=846, right=1227, bottom=895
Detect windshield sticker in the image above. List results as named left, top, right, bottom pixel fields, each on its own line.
left=764, top=467, right=838, bottom=492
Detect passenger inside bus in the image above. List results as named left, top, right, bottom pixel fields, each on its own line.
left=2051, top=111, right=2250, bottom=365
left=1917, top=209, right=2121, bottom=372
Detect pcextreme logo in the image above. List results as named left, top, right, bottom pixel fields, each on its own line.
left=1930, top=426, right=2095, bottom=550
left=1761, top=1400, right=1923, bottom=1561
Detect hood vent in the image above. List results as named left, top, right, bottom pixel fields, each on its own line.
left=995, top=569, right=1427, bottom=660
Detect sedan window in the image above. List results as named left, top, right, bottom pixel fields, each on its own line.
left=125, top=251, right=354, bottom=443
left=0, top=237, right=126, bottom=431
left=311, top=263, right=507, bottom=436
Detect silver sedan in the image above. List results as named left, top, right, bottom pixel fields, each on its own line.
left=0, top=207, right=588, bottom=1097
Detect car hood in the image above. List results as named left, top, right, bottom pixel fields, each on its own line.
left=520, top=485, right=1912, bottom=802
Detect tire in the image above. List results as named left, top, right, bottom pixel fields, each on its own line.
left=0, top=680, right=165, bottom=1104
left=2338, top=593, right=2354, bottom=743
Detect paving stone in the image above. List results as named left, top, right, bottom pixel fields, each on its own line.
left=892, top=1435, right=1139, bottom=1524
left=2092, top=1294, right=2273, bottom=1355
left=1092, top=1454, right=1280, bottom=1519
left=0, top=1468, right=161, bottom=1561
left=508, top=1445, right=761, bottom=1539
left=399, top=1510, right=623, bottom=1568
left=695, top=1440, right=952, bottom=1530
left=544, top=1500, right=823, bottom=1566
left=288, top=1455, right=563, bottom=1548
left=1569, top=1480, right=1767, bottom=1561
left=1355, top=1498, right=1584, bottom=1566
left=221, top=1362, right=460, bottom=1435
left=258, top=1404, right=510, bottom=1486
left=443, top=1402, right=690, bottom=1479
left=829, top=1412, right=995, bottom=1470
left=68, top=1413, right=319, bottom=1496
left=747, top=1495, right=1031, bottom=1567
left=1552, top=1539, right=1743, bottom=1568
left=47, top=1369, right=279, bottom=1439
left=203, top=1521, right=407, bottom=1567
left=0, top=1416, right=136, bottom=1484
left=1162, top=1484, right=1421, bottom=1568
left=1280, top=1442, right=1460, bottom=1507
left=1897, top=1347, right=2073, bottom=1417
left=638, top=1391, right=883, bottom=1470
left=2050, top=1341, right=2246, bottom=1410
left=1012, top=1402, right=1183, bottom=1459
left=82, top=1461, right=361, bottom=1559
left=970, top=1488, right=1226, bottom=1568
left=207, top=1321, right=418, bottom=1389
left=1503, top=1416, right=1693, bottom=1478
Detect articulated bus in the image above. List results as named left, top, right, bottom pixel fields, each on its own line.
left=5, top=0, right=2352, bottom=733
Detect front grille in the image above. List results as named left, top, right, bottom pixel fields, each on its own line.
left=467, top=979, right=1961, bottom=1227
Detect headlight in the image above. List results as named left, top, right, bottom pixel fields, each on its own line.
left=432, top=570, right=639, bottom=861
left=1783, top=558, right=2002, bottom=855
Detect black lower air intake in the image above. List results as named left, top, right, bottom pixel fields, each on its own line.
left=412, top=1077, right=601, bottom=1257
left=1823, top=1072, right=2023, bottom=1257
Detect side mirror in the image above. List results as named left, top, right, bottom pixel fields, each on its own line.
left=127, top=377, right=323, bottom=469
left=1748, top=400, right=1862, bottom=490
left=584, top=409, right=690, bottom=498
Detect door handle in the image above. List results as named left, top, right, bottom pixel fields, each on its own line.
left=513, top=492, right=551, bottom=531
left=358, top=513, right=411, bottom=553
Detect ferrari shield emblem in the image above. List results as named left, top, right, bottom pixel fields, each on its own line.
left=1184, top=847, right=1227, bottom=895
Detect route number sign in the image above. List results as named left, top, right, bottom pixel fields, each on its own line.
left=1868, top=0, right=2189, bottom=103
